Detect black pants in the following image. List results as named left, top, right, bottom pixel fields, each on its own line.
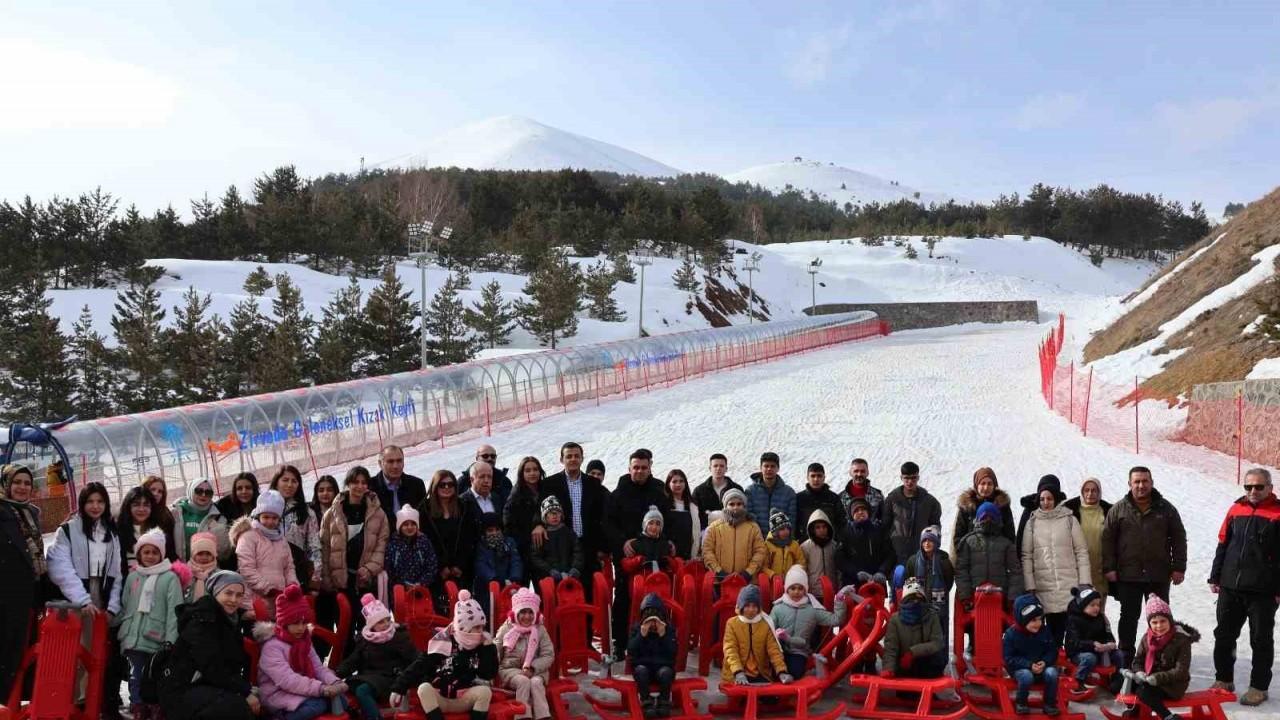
left=1114, top=581, right=1170, bottom=654
left=1213, top=588, right=1278, bottom=691
left=633, top=664, right=674, bottom=697
left=611, top=560, right=631, bottom=655
left=1133, top=684, right=1173, bottom=717
left=162, top=685, right=255, bottom=720
left=900, top=651, right=948, bottom=679
left=313, top=590, right=339, bottom=658
left=1044, top=612, right=1068, bottom=649
left=0, top=585, right=35, bottom=700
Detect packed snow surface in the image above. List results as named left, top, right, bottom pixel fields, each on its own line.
left=1247, top=356, right=1280, bottom=380
left=401, top=115, right=682, bottom=177
left=726, top=159, right=954, bottom=208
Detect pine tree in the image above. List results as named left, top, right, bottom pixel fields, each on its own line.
left=110, top=268, right=168, bottom=413
left=361, top=265, right=420, bottom=376
left=255, top=273, right=314, bottom=391
left=314, top=277, right=366, bottom=384
left=464, top=279, right=516, bottom=349
left=0, top=279, right=75, bottom=422
left=225, top=297, right=269, bottom=397
left=165, top=287, right=222, bottom=404
left=424, top=274, right=478, bottom=366
left=583, top=260, right=626, bottom=321
left=903, top=243, right=919, bottom=259
left=611, top=252, right=636, bottom=283
left=515, top=253, right=582, bottom=349
left=453, top=265, right=472, bottom=290
left=672, top=257, right=701, bottom=293
left=67, top=305, right=117, bottom=419
left=244, top=266, right=274, bottom=296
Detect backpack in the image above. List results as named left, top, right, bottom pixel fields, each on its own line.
left=140, top=641, right=178, bottom=703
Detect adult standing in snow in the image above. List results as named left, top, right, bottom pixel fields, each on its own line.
left=663, top=469, right=702, bottom=560
left=0, top=464, right=46, bottom=700
left=1064, top=477, right=1112, bottom=599
left=458, top=443, right=514, bottom=503
left=1101, top=466, right=1187, bottom=662
left=839, top=458, right=885, bottom=522
left=461, top=462, right=510, bottom=530
left=952, top=466, right=1014, bottom=555
left=1017, top=474, right=1062, bottom=550
left=607, top=450, right=673, bottom=654
left=541, top=442, right=611, bottom=592
left=171, top=478, right=231, bottom=565
left=693, top=453, right=740, bottom=530
left=371, top=445, right=427, bottom=531
left=881, top=462, right=942, bottom=565
left=1020, top=482, right=1091, bottom=646
left=745, top=452, right=797, bottom=538
left=796, top=462, right=845, bottom=542
left=1208, top=468, right=1280, bottom=707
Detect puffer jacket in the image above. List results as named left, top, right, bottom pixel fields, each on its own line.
left=836, top=518, right=893, bottom=585
left=721, top=617, right=786, bottom=682
left=952, top=489, right=1015, bottom=555
left=1209, top=493, right=1280, bottom=594
left=883, top=604, right=943, bottom=672
left=1101, top=489, right=1187, bottom=583
left=745, top=473, right=797, bottom=539
left=117, top=563, right=183, bottom=653
left=530, top=523, right=583, bottom=580
left=881, top=486, right=942, bottom=563
left=1020, top=505, right=1091, bottom=614
left=494, top=620, right=554, bottom=684
left=769, top=598, right=848, bottom=658
left=232, top=517, right=298, bottom=607
left=386, top=532, right=439, bottom=587
left=796, top=484, right=845, bottom=541
left=1131, top=621, right=1200, bottom=699
left=955, top=524, right=1023, bottom=602
left=320, top=492, right=389, bottom=591
left=763, top=536, right=805, bottom=579
left=800, top=510, right=839, bottom=597
left=1003, top=622, right=1057, bottom=673
left=1063, top=595, right=1115, bottom=656
left=702, top=517, right=766, bottom=576
left=160, top=596, right=251, bottom=705
left=253, top=622, right=340, bottom=713
left=335, top=627, right=419, bottom=698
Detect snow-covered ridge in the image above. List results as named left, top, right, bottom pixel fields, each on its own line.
left=724, top=159, right=954, bottom=208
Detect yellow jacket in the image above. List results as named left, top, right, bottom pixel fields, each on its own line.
left=763, top=536, right=805, bottom=579
left=721, top=616, right=786, bottom=681
left=702, top=519, right=767, bottom=576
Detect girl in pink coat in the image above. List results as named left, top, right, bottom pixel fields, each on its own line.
left=255, top=584, right=349, bottom=719
left=234, top=489, right=298, bottom=616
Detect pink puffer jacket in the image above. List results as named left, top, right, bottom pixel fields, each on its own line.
left=254, top=623, right=338, bottom=712
left=233, top=518, right=298, bottom=607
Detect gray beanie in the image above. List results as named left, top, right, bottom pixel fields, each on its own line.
left=205, top=570, right=246, bottom=602
left=642, top=505, right=664, bottom=533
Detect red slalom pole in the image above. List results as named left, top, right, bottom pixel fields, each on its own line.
left=1134, top=376, right=1140, bottom=455
left=1082, top=367, right=1093, bottom=437
left=1237, top=389, right=1244, bottom=484
left=301, top=423, right=321, bottom=481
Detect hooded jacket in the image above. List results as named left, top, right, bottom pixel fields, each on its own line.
left=1003, top=622, right=1058, bottom=674
left=627, top=594, right=677, bottom=668
left=768, top=594, right=848, bottom=658
left=320, top=491, right=389, bottom=591
left=881, top=486, right=942, bottom=563
left=1101, top=488, right=1187, bottom=583
left=953, top=488, right=1014, bottom=555
left=836, top=516, right=893, bottom=585
left=1063, top=594, right=1115, bottom=656
left=117, top=563, right=183, bottom=653
left=335, top=626, right=419, bottom=698
left=800, top=510, right=840, bottom=596
left=253, top=621, right=340, bottom=713
left=745, top=473, right=797, bottom=539
left=955, top=521, right=1023, bottom=602
left=701, top=515, right=766, bottom=576
left=796, top=483, right=846, bottom=542
left=1208, top=492, right=1280, bottom=594
left=1131, top=621, right=1200, bottom=699
left=231, top=517, right=298, bottom=607
left=721, top=614, right=787, bottom=682
left=883, top=602, right=942, bottom=672
left=160, top=595, right=251, bottom=702
left=763, top=534, right=805, bottom=580
left=1020, top=504, right=1091, bottom=614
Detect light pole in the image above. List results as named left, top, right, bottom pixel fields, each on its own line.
left=631, top=241, right=654, bottom=338
left=408, top=221, right=452, bottom=370
left=808, top=257, right=822, bottom=315
left=741, top=251, right=761, bottom=325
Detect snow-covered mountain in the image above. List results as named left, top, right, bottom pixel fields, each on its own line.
left=725, top=159, right=954, bottom=208
left=402, top=115, right=682, bottom=178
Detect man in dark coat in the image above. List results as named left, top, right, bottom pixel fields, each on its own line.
left=457, top=443, right=514, bottom=501
left=540, top=442, right=612, bottom=591
left=692, top=453, right=741, bottom=529
left=837, top=498, right=894, bottom=586
left=459, top=461, right=510, bottom=531
left=881, top=461, right=942, bottom=564
left=606, top=449, right=672, bottom=653
left=1101, top=466, right=1187, bottom=659
left=838, top=458, right=885, bottom=522
left=371, top=445, right=427, bottom=530
left=1208, top=468, right=1280, bottom=706
left=796, top=462, right=846, bottom=542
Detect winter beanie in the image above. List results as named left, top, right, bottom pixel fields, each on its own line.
left=135, top=528, right=168, bottom=556
left=769, top=508, right=792, bottom=535
left=642, top=505, right=665, bottom=533
left=1071, top=585, right=1101, bottom=610
left=540, top=495, right=563, bottom=523
left=361, top=593, right=392, bottom=629
left=396, top=503, right=419, bottom=531
left=848, top=497, right=872, bottom=518
left=784, top=564, right=808, bottom=591
left=919, top=525, right=941, bottom=547
left=1143, top=595, right=1173, bottom=622
left=1013, top=593, right=1045, bottom=627
left=760, top=451, right=780, bottom=466
left=976, top=501, right=1001, bottom=525
left=204, top=570, right=245, bottom=600
left=452, top=589, right=487, bottom=632
left=1037, top=474, right=1065, bottom=501
left=639, top=592, right=667, bottom=621
left=585, top=459, right=606, bottom=476
left=190, top=532, right=218, bottom=558
left=252, top=489, right=285, bottom=518
left=275, top=583, right=312, bottom=626
left=973, top=466, right=998, bottom=488
left=902, top=577, right=926, bottom=602
left=736, top=583, right=762, bottom=612
left=722, top=488, right=747, bottom=507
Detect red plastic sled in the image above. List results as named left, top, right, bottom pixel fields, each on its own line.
left=696, top=572, right=748, bottom=675
left=548, top=576, right=604, bottom=674
left=846, top=675, right=967, bottom=720
left=810, top=582, right=890, bottom=691
left=5, top=603, right=108, bottom=720
left=708, top=677, right=843, bottom=720
left=395, top=584, right=452, bottom=651
left=1099, top=688, right=1237, bottom=720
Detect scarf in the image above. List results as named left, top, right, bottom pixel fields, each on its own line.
left=188, top=555, right=217, bottom=599
left=253, top=519, right=284, bottom=542
left=428, top=626, right=489, bottom=657
left=899, top=600, right=925, bottom=626
left=502, top=620, right=541, bottom=669
left=1144, top=626, right=1174, bottom=675
left=2, top=497, right=47, bottom=576
left=777, top=591, right=821, bottom=610
left=275, top=626, right=316, bottom=679
left=909, top=551, right=947, bottom=593
left=134, top=559, right=173, bottom=614
left=362, top=622, right=397, bottom=644
left=768, top=534, right=791, bottom=548
left=483, top=533, right=507, bottom=553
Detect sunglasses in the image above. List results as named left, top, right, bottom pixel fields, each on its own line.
left=194, top=488, right=214, bottom=497
left=437, top=482, right=457, bottom=489
left=1244, top=484, right=1269, bottom=491
left=479, top=454, right=497, bottom=460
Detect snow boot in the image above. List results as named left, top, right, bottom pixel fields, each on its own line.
left=1240, top=687, right=1268, bottom=706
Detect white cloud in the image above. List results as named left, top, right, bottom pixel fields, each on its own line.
left=1152, top=94, right=1274, bottom=152
left=785, top=25, right=852, bottom=87
left=0, top=38, right=182, bottom=131
left=1011, top=92, right=1085, bottom=130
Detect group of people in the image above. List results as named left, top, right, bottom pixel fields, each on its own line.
left=0, top=446, right=1277, bottom=720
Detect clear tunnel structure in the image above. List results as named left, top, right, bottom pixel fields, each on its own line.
left=31, top=311, right=882, bottom=506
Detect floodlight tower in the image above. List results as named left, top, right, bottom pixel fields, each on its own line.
left=408, top=221, right=453, bottom=370
left=808, top=257, right=823, bottom=315
left=630, top=241, right=655, bottom=337
left=741, top=251, right=762, bottom=324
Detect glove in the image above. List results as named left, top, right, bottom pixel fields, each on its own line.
left=880, top=669, right=896, bottom=678
left=1132, top=671, right=1150, bottom=685
left=734, top=672, right=750, bottom=686
left=779, top=673, right=794, bottom=685
left=872, top=573, right=887, bottom=585
left=899, top=652, right=914, bottom=669
left=774, top=628, right=790, bottom=642
left=569, top=568, right=581, bottom=578
left=856, top=571, right=873, bottom=584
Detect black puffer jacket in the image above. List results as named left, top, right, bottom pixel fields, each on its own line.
left=1208, top=494, right=1280, bottom=594
left=160, top=596, right=251, bottom=702
left=796, top=484, right=846, bottom=542
left=837, top=519, right=893, bottom=585
left=881, top=486, right=942, bottom=563
left=1063, top=594, right=1115, bottom=655
left=954, top=523, right=1023, bottom=602
left=1100, top=489, right=1187, bottom=583
left=336, top=627, right=419, bottom=698
left=391, top=638, right=498, bottom=699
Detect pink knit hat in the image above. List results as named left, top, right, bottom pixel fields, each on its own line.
left=190, top=532, right=218, bottom=558
left=361, top=593, right=393, bottom=629
left=1143, top=595, right=1173, bottom=622
left=452, top=589, right=487, bottom=632
left=509, top=587, right=541, bottom=621
left=275, top=584, right=312, bottom=626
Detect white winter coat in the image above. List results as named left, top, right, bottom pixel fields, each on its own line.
left=1020, top=504, right=1091, bottom=614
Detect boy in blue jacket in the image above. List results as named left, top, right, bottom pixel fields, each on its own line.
left=475, top=512, right=523, bottom=614
left=628, top=593, right=678, bottom=718
left=1003, top=594, right=1060, bottom=716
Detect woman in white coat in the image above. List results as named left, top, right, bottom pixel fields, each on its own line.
left=1021, top=482, right=1091, bottom=647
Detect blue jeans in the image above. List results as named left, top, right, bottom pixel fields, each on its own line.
left=1072, top=650, right=1122, bottom=682
left=124, top=649, right=152, bottom=705
left=355, top=683, right=381, bottom=720
left=1013, top=666, right=1058, bottom=706
left=284, top=695, right=348, bottom=720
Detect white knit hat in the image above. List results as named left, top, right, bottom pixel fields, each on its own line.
left=252, top=489, right=285, bottom=519
left=361, top=593, right=393, bottom=628
left=396, top=503, right=420, bottom=530
left=135, top=528, right=168, bottom=555
left=784, top=564, right=808, bottom=591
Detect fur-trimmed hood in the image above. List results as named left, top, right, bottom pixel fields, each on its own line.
left=1169, top=620, right=1201, bottom=644
left=229, top=516, right=254, bottom=546
left=253, top=620, right=277, bottom=643
left=958, top=488, right=1010, bottom=513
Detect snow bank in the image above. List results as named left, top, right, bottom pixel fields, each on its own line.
left=1247, top=356, right=1280, bottom=379
left=725, top=159, right=952, bottom=208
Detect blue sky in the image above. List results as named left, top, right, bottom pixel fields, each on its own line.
left=3, top=1, right=1277, bottom=218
